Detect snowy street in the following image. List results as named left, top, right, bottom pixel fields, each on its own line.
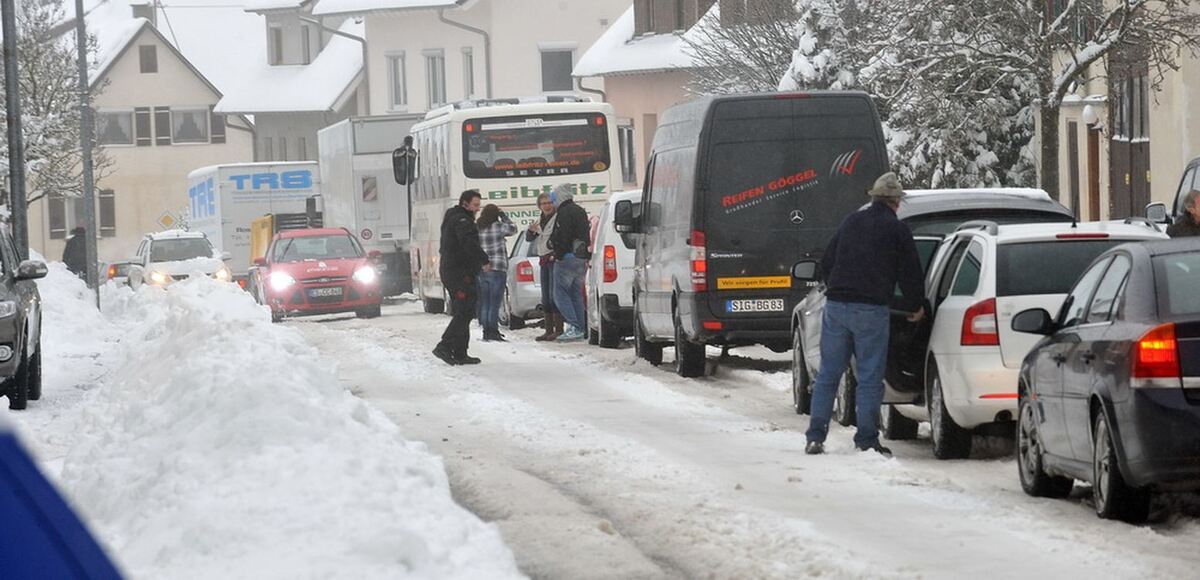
left=296, top=300, right=1200, bottom=579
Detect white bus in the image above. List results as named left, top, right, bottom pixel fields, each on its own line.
left=401, top=97, right=622, bottom=314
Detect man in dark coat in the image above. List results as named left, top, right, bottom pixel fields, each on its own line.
left=547, top=184, right=591, bottom=341
left=1167, top=190, right=1200, bottom=238
left=62, top=225, right=88, bottom=279
left=805, top=172, right=926, bottom=458
left=434, top=190, right=490, bottom=365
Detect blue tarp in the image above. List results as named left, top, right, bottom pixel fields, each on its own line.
left=0, top=428, right=122, bottom=579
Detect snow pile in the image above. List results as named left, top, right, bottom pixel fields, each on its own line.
left=53, top=277, right=520, bottom=579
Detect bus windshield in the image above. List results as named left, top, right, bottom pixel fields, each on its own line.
left=463, top=113, right=610, bottom=179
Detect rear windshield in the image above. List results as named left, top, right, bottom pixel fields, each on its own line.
left=1158, top=253, right=1200, bottom=317
left=151, top=238, right=213, bottom=262
left=996, top=240, right=1124, bottom=296
left=463, top=113, right=610, bottom=179
left=903, top=210, right=1072, bottom=235
left=274, top=235, right=362, bottom=262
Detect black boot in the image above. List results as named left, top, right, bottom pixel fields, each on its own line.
left=433, top=345, right=459, bottom=366
left=455, top=351, right=482, bottom=365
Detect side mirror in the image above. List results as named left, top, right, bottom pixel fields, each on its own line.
left=15, top=260, right=48, bottom=281
left=392, top=146, right=419, bottom=185
left=368, top=250, right=383, bottom=260
left=1145, top=201, right=1169, bottom=224
left=1012, top=308, right=1056, bottom=335
left=221, top=251, right=233, bottom=261
left=252, top=257, right=267, bottom=267
left=613, top=199, right=638, bottom=233
left=791, top=259, right=820, bottom=281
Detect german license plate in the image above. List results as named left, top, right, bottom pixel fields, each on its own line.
left=308, top=287, right=343, bottom=298
left=726, top=299, right=785, bottom=313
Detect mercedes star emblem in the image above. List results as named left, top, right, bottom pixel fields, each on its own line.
left=789, top=209, right=806, bottom=225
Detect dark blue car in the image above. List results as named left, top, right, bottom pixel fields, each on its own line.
left=1012, top=238, right=1200, bottom=523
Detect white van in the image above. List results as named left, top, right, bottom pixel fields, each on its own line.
left=586, top=190, right=640, bottom=348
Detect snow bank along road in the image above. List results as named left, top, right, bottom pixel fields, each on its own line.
left=297, top=300, right=1200, bottom=580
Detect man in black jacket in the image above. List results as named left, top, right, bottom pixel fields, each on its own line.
left=62, top=225, right=88, bottom=279
left=547, top=184, right=591, bottom=341
left=1167, top=190, right=1200, bottom=238
left=805, top=172, right=925, bottom=457
left=434, top=190, right=490, bottom=365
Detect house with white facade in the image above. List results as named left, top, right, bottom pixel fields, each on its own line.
left=215, top=0, right=366, bottom=163
left=29, top=0, right=262, bottom=263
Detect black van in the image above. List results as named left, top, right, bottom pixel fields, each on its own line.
left=614, top=92, right=889, bottom=377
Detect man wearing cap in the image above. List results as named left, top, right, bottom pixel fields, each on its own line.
left=805, top=172, right=926, bottom=457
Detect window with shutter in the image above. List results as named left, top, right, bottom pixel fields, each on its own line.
left=135, top=107, right=151, bottom=146
left=154, top=107, right=171, bottom=145
left=99, top=190, right=116, bottom=237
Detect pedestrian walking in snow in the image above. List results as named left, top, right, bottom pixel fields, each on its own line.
left=548, top=184, right=591, bottom=342
left=433, top=190, right=490, bottom=365
left=477, top=204, right=517, bottom=342
left=62, top=225, right=88, bottom=279
left=1167, top=189, right=1200, bottom=238
left=527, top=192, right=562, bottom=341
left=805, top=172, right=926, bottom=458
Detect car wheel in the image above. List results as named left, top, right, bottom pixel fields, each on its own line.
left=833, top=369, right=857, bottom=427
left=1017, top=389, right=1073, bottom=498
left=1093, top=411, right=1151, bottom=522
left=271, top=309, right=284, bottom=324
left=356, top=305, right=382, bottom=319
left=673, top=308, right=706, bottom=378
left=791, top=328, right=811, bottom=415
left=501, top=290, right=525, bottom=330
left=929, top=363, right=972, bottom=460
left=26, top=338, right=41, bottom=402
left=423, top=296, right=445, bottom=314
left=634, top=301, right=662, bottom=366
left=587, top=323, right=600, bottom=345
left=880, top=402, right=918, bottom=440
left=5, top=338, right=29, bottom=411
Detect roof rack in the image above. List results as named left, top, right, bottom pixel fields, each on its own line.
left=955, top=220, right=999, bottom=235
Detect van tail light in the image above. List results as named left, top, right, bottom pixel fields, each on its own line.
left=516, top=261, right=534, bottom=283
left=1133, top=323, right=1180, bottom=380
left=689, top=230, right=707, bottom=292
left=961, top=298, right=999, bottom=346
left=603, top=245, right=617, bottom=283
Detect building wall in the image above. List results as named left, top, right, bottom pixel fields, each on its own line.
left=28, top=27, right=254, bottom=263
left=603, top=71, right=692, bottom=186
left=1146, top=53, right=1200, bottom=209
left=253, top=94, right=361, bottom=162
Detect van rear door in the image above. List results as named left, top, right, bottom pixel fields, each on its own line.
left=701, top=95, right=886, bottom=320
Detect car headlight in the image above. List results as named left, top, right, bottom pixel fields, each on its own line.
left=268, top=272, right=296, bottom=292
left=353, top=266, right=377, bottom=284
left=0, top=301, right=16, bottom=318
left=214, top=267, right=232, bottom=282
left=149, top=270, right=172, bottom=285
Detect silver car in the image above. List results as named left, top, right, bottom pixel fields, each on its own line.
left=499, top=232, right=543, bottom=330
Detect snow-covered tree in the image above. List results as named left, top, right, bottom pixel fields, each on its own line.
left=684, top=0, right=802, bottom=94
left=0, top=0, right=110, bottom=207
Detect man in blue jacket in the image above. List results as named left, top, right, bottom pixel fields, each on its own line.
left=806, top=172, right=925, bottom=457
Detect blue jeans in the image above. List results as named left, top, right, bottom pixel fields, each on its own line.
left=806, top=300, right=890, bottom=448
left=477, top=270, right=506, bottom=334
left=553, top=254, right=587, bottom=330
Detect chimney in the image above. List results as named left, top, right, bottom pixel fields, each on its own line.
left=131, top=1, right=157, bottom=27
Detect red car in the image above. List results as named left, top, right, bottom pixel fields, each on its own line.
left=251, top=228, right=383, bottom=322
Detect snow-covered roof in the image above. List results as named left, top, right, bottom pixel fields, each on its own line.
left=245, top=0, right=313, bottom=12
left=574, top=5, right=712, bottom=77
left=906, top=188, right=1054, bottom=202
left=216, top=19, right=364, bottom=114
left=312, top=0, right=464, bottom=17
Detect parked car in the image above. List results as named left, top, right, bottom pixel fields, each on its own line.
left=0, top=225, right=47, bottom=411
left=791, top=188, right=1075, bottom=420
left=793, top=218, right=1167, bottom=459
left=127, top=230, right=232, bottom=288
left=615, top=91, right=891, bottom=377
left=587, top=190, right=640, bottom=348
left=103, top=261, right=134, bottom=286
left=500, top=231, right=543, bottom=330
left=1013, top=238, right=1200, bottom=522
left=250, top=228, right=383, bottom=322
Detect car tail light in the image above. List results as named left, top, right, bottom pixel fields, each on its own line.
left=106, top=265, right=117, bottom=279
left=1133, top=323, right=1180, bottom=379
left=603, top=245, right=617, bottom=283
left=516, top=261, right=534, bottom=283
left=961, top=298, right=999, bottom=346
left=689, top=230, right=707, bottom=292
left=1056, top=232, right=1110, bottom=239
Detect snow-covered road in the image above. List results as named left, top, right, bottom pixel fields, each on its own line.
left=296, top=300, right=1200, bottom=579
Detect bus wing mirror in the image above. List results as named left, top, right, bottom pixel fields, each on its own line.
left=613, top=199, right=638, bottom=233
left=392, top=146, right=418, bottom=185
left=1145, top=201, right=1169, bottom=224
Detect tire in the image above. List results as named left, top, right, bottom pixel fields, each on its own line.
left=929, top=363, right=972, bottom=460
left=587, top=324, right=600, bottom=345
left=673, top=308, right=706, bottom=378
left=423, top=297, right=445, bottom=314
left=597, top=309, right=621, bottom=349
left=6, top=340, right=29, bottom=411
left=791, top=328, right=811, bottom=415
left=26, top=339, right=42, bottom=402
left=880, top=403, right=919, bottom=440
left=634, top=301, right=662, bottom=366
left=356, top=305, right=382, bottom=319
left=1093, top=411, right=1152, bottom=522
left=833, top=369, right=857, bottom=427
left=500, top=290, right=525, bottom=330
left=271, top=309, right=284, bottom=323
left=1017, top=390, right=1073, bottom=498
